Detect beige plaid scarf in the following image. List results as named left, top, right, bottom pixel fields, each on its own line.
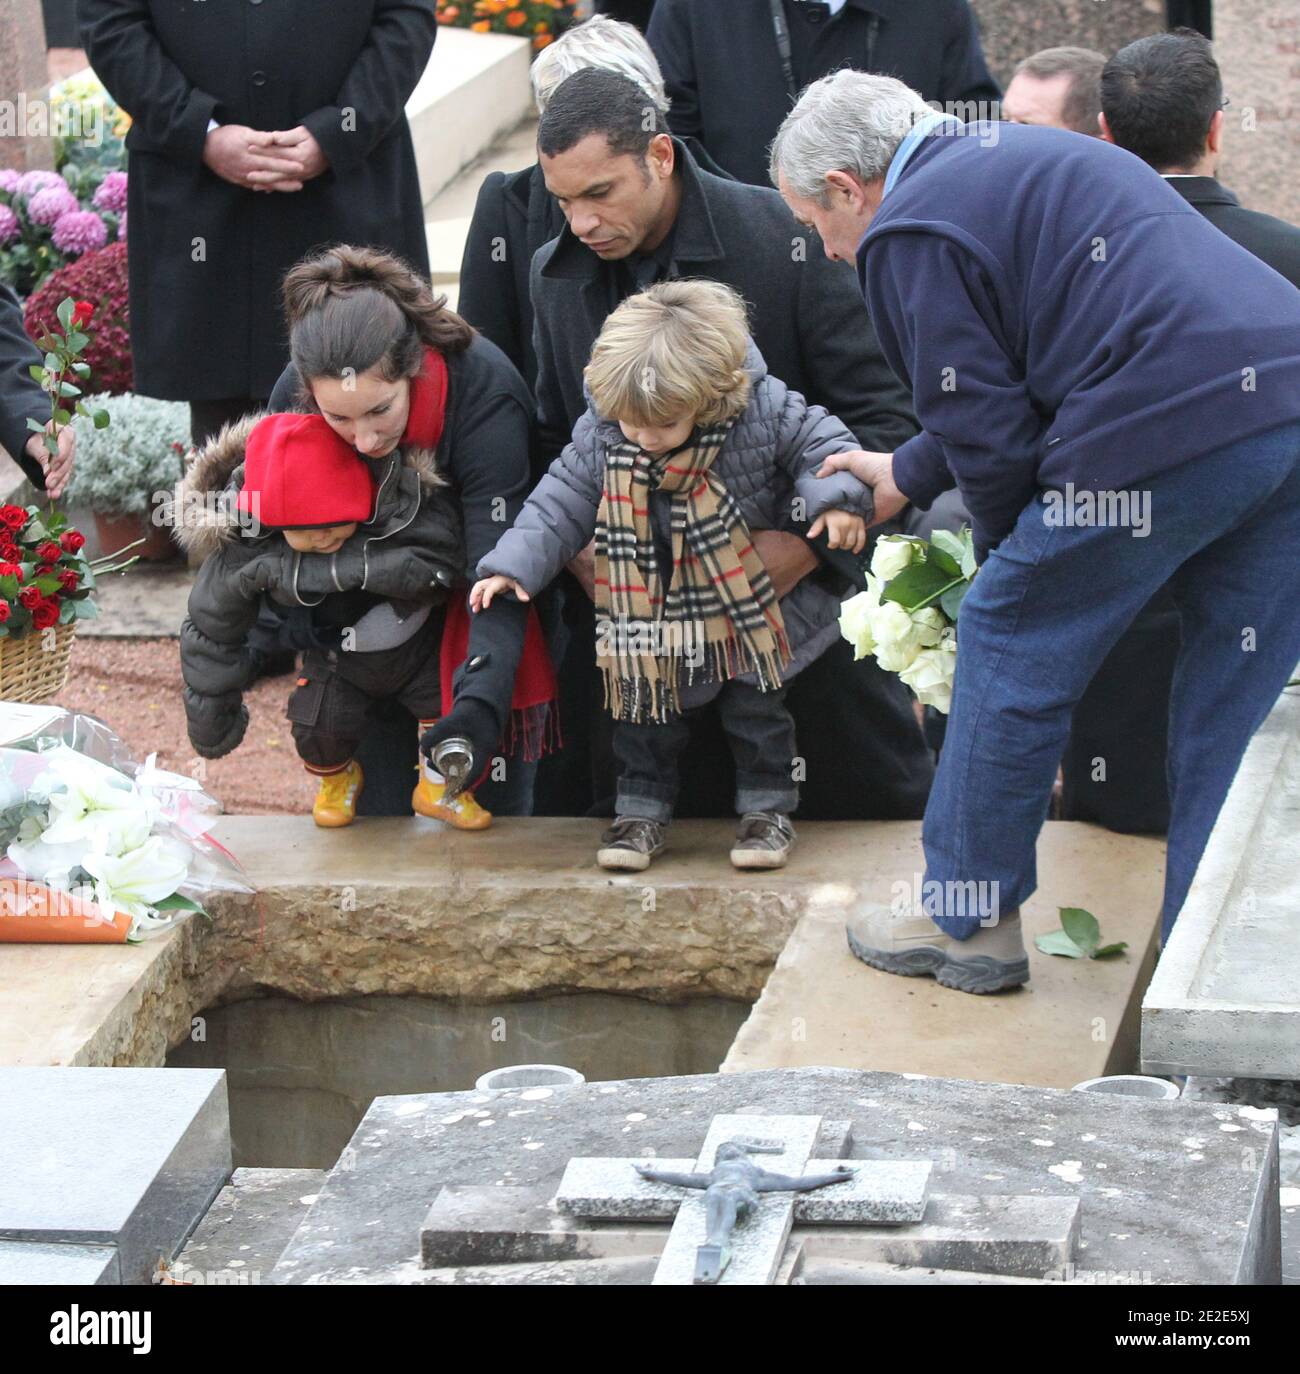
left=594, top=423, right=791, bottom=724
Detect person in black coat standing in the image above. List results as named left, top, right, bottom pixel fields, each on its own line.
left=647, top=0, right=1000, bottom=186
left=527, top=69, right=933, bottom=822
left=78, top=0, right=437, bottom=447
left=0, top=283, right=75, bottom=498
left=1049, top=29, right=1300, bottom=838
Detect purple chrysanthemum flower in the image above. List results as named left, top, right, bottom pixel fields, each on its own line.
left=117, top=210, right=127, bottom=240
left=0, top=204, right=19, bottom=246
left=0, top=169, right=20, bottom=194
left=92, top=171, right=128, bottom=214
left=16, top=170, right=68, bottom=198
left=27, top=186, right=80, bottom=226
left=51, top=209, right=108, bottom=255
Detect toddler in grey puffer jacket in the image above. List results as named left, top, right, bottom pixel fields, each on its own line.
left=474, top=280, right=873, bottom=873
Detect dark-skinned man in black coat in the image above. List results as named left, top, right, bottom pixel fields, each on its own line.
left=78, top=0, right=437, bottom=447
left=647, top=0, right=1000, bottom=186
left=527, top=68, right=933, bottom=821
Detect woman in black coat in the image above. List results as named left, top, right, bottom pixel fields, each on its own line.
left=78, top=0, right=437, bottom=445
left=264, top=245, right=551, bottom=818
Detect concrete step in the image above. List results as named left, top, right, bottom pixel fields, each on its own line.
left=408, top=29, right=534, bottom=211
left=723, top=823, right=1166, bottom=1091
left=425, top=115, right=539, bottom=294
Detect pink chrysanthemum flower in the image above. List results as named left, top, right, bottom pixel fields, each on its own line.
left=51, top=210, right=108, bottom=255
left=0, top=204, right=19, bottom=246
left=16, top=170, right=68, bottom=198
left=27, top=186, right=80, bottom=226
left=92, top=171, right=128, bottom=214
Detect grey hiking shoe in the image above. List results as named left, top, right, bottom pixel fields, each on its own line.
left=845, top=902, right=1030, bottom=995
left=597, top=816, right=667, bottom=872
left=730, top=812, right=795, bottom=870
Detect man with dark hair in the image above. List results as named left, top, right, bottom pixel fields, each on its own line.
left=1052, top=28, right=1300, bottom=838
left=1101, top=29, right=1300, bottom=286
left=1002, top=46, right=1106, bottom=135
left=647, top=0, right=1000, bottom=186
left=528, top=67, right=934, bottom=822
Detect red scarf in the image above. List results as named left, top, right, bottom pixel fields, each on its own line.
left=404, top=347, right=559, bottom=761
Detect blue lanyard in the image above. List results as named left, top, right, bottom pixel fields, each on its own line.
left=882, top=111, right=962, bottom=198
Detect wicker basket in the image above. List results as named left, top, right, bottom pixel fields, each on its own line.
left=0, top=622, right=76, bottom=703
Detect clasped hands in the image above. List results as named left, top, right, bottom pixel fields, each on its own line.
left=203, top=124, right=329, bottom=193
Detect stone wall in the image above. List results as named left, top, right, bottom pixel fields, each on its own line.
left=970, top=0, right=1164, bottom=82
left=1215, top=0, right=1300, bottom=222
left=0, top=0, right=55, bottom=172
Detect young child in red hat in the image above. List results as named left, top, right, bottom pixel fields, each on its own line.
left=175, top=411, right=495, bottom=829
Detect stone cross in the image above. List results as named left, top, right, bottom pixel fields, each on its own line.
left=554, top=1114, right=931, bottom=1285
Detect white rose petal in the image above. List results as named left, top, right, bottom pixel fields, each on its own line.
left=870, top=535, right=923, bottom=582
left=898, top=635, right=958, bottom=714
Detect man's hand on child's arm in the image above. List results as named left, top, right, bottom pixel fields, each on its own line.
left=752, top=530, right=818, bottom=600
left=807, top=509, right=867, bottom=555
left=816, top=450, right=908, bottom=525
left=470, top=575, right=530, bottom=612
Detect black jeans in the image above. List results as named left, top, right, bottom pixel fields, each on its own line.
left=612, top=682, right=798, bottom=823
left=287, top=614, right=443, bottom=772
left=189, top=396, right=267, bottom=448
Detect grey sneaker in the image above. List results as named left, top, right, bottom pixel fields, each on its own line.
left=597, top=816, right=667, bottom=872
left=845, top=902, right=1030, bottom=995
left=730, top=812, right=795, bottom=870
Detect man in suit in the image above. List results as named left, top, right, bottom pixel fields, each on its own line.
left=527, top=67, right=934, bottom=821
left=1054, top=29, right=1300, bottom=838
left=0, top=283, right=74, bottom=498
left=647, top=0, right=999, bottom=186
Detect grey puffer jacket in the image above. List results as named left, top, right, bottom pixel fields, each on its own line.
left=479, top=342, right=872, bottom=687
left=173, top=414, right=464, bottom=757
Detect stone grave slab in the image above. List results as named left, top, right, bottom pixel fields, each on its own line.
left=270, top=1066, right=1279, bottom=1286
left=1143, top=684, right=1300, bottom=1079
left=722, top=823, right=1166, bottom=1089
left=0, top=1068, right=232, bottom=1285
left=0, top=1240, right=119, bottom=1285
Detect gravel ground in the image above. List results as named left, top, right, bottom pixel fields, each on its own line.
left=50, top=637, right=314, bottom=815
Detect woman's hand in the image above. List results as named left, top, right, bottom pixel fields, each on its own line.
left=817, top=450, right=908, bottom=525
left=807, top=508, right=867, bottom=554
left=25, top=422, right=74, bottom=500
left=470, top=575, right=529, bottom=612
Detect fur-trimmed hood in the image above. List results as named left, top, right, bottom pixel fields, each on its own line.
left=168, top=412, right=448, bottom=560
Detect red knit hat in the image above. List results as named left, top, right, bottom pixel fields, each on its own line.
left=238, top=414, right=375, bottom=529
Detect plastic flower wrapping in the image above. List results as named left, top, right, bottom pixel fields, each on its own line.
left=0, top=703, right=250, bottom=943
left=838, top=528, right=977, bottom=715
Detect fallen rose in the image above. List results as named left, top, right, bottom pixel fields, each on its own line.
left=37, top=542, right=62, bottom=564
left=57, top=569, right=79, bottom=591
left=59, top=531, right=85, bottom=553
left=0, top=506, right=28, bottom=530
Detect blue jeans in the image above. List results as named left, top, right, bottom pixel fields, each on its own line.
left=923, top=420, right=1300, bottom=942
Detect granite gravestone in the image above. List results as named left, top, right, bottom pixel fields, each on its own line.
left=268, top=1066, right=1281, bottom=1286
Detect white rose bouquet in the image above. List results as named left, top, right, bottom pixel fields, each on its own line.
left=838, top=528, right=977, bottom=714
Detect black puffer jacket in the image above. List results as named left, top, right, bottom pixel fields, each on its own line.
left=173, top=414, right=464, bottom=757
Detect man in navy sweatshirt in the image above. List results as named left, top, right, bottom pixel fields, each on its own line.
left=771, top=70, right=1300, bottom=993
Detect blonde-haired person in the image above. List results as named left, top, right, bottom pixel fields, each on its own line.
left=458, top=15, right=731, bottom=398
left=472, top=280, right=874, bottom=871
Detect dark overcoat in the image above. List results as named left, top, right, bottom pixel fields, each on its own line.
left=78, top=0, right=436, bottom=401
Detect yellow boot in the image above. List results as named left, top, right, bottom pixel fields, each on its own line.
left=412, top=756, right=492, bottom=830
left=311, top=760, right=363, bottom=828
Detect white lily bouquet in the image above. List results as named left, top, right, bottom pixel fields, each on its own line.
left=0, top=704, right=248, bottom=943
left=838, top=528, right=978, bottom=714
